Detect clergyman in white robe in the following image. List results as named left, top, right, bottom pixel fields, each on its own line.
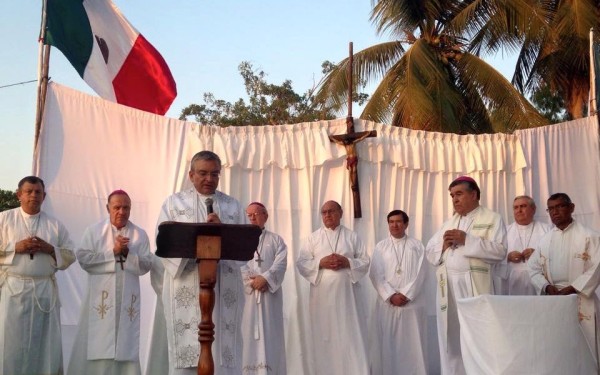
left=529, top=220, right=600, bottom=363
left=0, top=204, right=75, bottom=374
left=426, top=177, right=506, bottom=375
left=157, top=188, right=246, bottom=374
left=369, top=233, right=428, bottom=375
left=296, top=200, right=370, bottom=375
left=67, top=217, right=153, bottom=374
left=240, top=229, right=287, bottom=374
left=503, top=220, right=551, bottom=295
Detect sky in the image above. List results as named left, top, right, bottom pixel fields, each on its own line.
left=0, top=0, right=516, bottom=191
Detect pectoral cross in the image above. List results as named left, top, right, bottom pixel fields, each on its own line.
left=116, top=255, right=125, bottom=270
left=255, top=255, right=263, bottom=267
left=329, top=42, right=377, bottom=218
left=439, top=273, right=446, bottom=298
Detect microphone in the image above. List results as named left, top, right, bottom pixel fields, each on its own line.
left=205, top=198, right=214, bottom=215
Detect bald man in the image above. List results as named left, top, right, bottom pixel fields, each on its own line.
left=240, top=202, right=287, bottom=374
left=296, top=200, right=370, bottom=375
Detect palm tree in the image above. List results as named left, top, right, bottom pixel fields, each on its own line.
left=314, top=0, right=548, bottom=133
left=464, top=0, right=600, bottom=119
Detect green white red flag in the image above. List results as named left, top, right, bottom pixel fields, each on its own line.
left=44, top=0, right=177, bottom=115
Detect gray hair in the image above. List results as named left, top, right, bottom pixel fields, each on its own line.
left=514, top=195, right=536, bottom=209
left=190, top=151, right=221, bottom=171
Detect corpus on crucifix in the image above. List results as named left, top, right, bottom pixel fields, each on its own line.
left=328, top=42, right=377, bottom=218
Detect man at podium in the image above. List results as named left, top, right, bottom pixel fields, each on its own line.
left=155, top=151, right=246, bottom=375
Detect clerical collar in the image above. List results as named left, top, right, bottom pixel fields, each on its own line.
left=554, top=219, right=575, bottom=232
left=462, top=205, right=481, bottom=218
left=19, top=207, right=41, bottom=218
left=111, top=222, right=129, bottom=231
left=324, top=225, right=341, bottom=232
left=196, top=191, right=215, bottom=200
left=516, top=222, right=534, bottom=230
left=391, top=235, right=406, bottom=243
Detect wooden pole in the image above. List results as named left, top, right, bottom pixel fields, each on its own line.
left=347, top=42, right=354, bottom=131
left=34, top=0, right=51, bottom=167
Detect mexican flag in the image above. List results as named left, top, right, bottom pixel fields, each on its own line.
left=44, top=0, right=177, bottom=115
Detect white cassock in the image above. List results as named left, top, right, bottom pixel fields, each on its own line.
left=528, top=221, right=600, bottom=364
left=296, top=225, right=370, bottom=375
left=368, top=235, right=428, bottom=375
left=497, top=220, right=551, bottom=295
left=67, top=219, right=153, bottom=374
left=426, top=206, right=506, bottom=375
left=240, top=229, right=287, bottom=375
left=0, top=207, right=75, bottom=375
left=154, top=188, right=246, bottom=375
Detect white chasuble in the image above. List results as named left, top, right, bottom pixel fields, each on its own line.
left=73, top=219, right=152, bottom=364
left=528, top=221, right=600, bottom=363
left=0, top=207, right=75, bottom=375
left=240, top=229, right=288, bottom=375
left=296, top=225, right=370, bottom=375
left=368, top=235, right=428, bottom=375
left=157, top=188, right=246, bottom=372
left=426, top=206, right=506, bottom=375
left=502, top=220, right=551, bottom=295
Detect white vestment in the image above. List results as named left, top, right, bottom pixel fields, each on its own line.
left=368, top=235, right=428, bottom=375
left=528, top=221, right=600, bottom=364
left=67, top=219, right=153, bottom=374
left=0, top=207, right=75, bottom=375
left=498, top=220, right=552, bottom=295
left=155, top=188, right=246, bottom=375
left=296, top=225, right=370, bottom=375
left=426, top=206, right=506, bottom=375
left=240, top=229, right=287, bottom=375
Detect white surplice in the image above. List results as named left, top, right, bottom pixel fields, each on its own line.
left=426, top=206, right=506, bottom=375
left=240, top=229, right=287, bottom=375
left=528, top=221, right=600, bottom=363
left=499, top=220, right=552, bottom=295
left=296, top=225, right=370, bottom=375
left=155, top=188, right=246, bottom=375
left=0, top=207, right=75, bottom=375
left=67, top=219, right=153, bottom=374
left=368, top=235, right=428, bottom=375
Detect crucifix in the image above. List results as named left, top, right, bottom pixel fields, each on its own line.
left=116, top=255, right=125, bottom=270
left=329, top=42, right=376, bottom=218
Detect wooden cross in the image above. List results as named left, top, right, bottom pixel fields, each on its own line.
left=329, top=42, right=376, bottom=218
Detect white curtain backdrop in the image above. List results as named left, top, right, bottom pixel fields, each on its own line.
left=33, top=83, right=600, bottom=374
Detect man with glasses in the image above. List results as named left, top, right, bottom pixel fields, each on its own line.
left=296, top=200, right=370, bottom=375
left=528, top=193, right=600, bottom=362
left=155, top=150, right=246, bottom=374
left=240, top=202, right=287, bottom=374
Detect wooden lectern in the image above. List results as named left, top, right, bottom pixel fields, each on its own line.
left=156, top=222, right=261, bottom=375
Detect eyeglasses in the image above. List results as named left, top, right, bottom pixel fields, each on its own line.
left=546, top=203, right=570, bottom=213
left=195, top=170, right=220, bottom=179
left=246, top=212, right=264, bottom=218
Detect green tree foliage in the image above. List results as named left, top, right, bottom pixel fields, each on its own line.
left=180, top=62, right=340, bottom=126
left=315, top=0, right=549, bottom=133
left=462, top=0, right=600, bottom=119
left=0, top=189, right=19, bottom=212
left=530, top=84, right=569, bottom=124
